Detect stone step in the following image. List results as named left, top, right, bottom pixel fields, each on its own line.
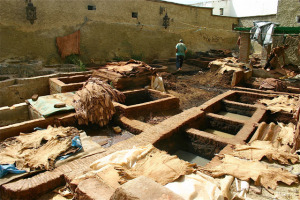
left=111, top=176, right=184, bottom=200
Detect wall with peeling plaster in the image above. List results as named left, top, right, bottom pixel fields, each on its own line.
left=0, top=0, right=238, bottom=64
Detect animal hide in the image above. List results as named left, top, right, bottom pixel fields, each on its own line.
left=0, top=126, right=80, bottom=171
left=205, top=154, right=298, bottom=190
left=231, top=140, right=299, bottom=165
left=73, top=77, right=125, bottom=126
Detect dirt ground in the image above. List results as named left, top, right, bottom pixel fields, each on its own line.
left=160, top=63, right=232, bottom=110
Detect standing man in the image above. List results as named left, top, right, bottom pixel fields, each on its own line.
left=264, top=44, right=289, bottom=71
left=176, top=39, right=187, bottom=71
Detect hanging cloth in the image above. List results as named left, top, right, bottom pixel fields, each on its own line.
left=56, top=30, right=80, bottom=59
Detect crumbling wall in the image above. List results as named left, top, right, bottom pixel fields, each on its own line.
left=0, top=0, right=238, bottom=64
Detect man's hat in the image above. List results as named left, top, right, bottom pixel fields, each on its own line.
left=179, top=39, right=183, bottom=42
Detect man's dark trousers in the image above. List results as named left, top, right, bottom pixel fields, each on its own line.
left=176, top=55, right=184, bottom=69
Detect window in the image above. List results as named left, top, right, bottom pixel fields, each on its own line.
left=132, top=12, right=138, bottom=18
left=297, top=16, right=300, bottom=23
left=88, top=5, right=96, bottom=10
left=220, top=8, right=224, bottom=15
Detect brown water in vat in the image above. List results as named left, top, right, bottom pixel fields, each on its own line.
left=205, top=128, right=235, bottom=139
left=218, top=111, right=251, bottom=121
left=174, top=150, right=210, bottom=166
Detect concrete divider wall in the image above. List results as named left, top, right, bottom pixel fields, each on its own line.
left=0, top=71, right=91, bottom=107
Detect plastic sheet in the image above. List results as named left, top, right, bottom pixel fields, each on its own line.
left=251, top=21, right=279, bottom=46
left=28, top=92, right=75, bottom=117
left=0, top=164, right=26, bottom=178
left=58, top=136, right=83, bottom=160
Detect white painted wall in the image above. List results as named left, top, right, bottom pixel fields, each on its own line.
left=230, top=0, right=278, bottom=17
left=176, top=0, right=279, bottom=17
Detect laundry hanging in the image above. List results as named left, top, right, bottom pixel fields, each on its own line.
left=250, top=21, right=279, bottom=46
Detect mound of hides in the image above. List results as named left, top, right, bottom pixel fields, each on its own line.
left=0, top=126, right=81, bottom=171
left=73, top=77, right=125, bottom=126
left=98, top=59, right=154, bottom=77
left=259, top=78, right=287, bottom=92
left=77, top=145, right=196, bottom=188
left=92, top=60, right=155, bottom=90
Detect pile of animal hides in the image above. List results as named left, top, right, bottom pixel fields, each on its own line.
left=208, top=57, right=248, bottom=74
left=0, top=126, right=81, bottom=172
left=73, top=77, right=125, bottom=126
left=259, top=78, right=287, bottom=92
left=98, top=59, right=154, bottom=77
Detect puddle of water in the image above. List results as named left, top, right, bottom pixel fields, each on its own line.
left=174, top=150, right=210, bottom=166
left=218, top=111, right=251, bottom=121
left=81, top=126, right=135, bottom=148
left=205, top=128, right=235, bottom=139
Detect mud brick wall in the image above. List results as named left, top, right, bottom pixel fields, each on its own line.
left=187, top=131, right=227, bottom=160
left=0, top=0, right=238, bottom=64
left=239, top=32, right=251, bottom=63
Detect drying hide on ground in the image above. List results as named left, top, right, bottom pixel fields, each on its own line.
left=101, top=59, right=154, bottom=76
left=0, top=126, right=80, bottom=171
left=204, top=154, right=298, bottom=190
left=77, top=145, right=195, bottom=187
left=259, top=78, right=287, bottom=92
left=231, top=140, right=299, bottom=165
left=258, top=95, right=299, bottom=113
left=249, top=122, right=295, bottom=149
left=292, top=101, right=300, bottom=153
left=73, top=77, right=125, bottom=126
left=208, top=57, right=245, bottom=74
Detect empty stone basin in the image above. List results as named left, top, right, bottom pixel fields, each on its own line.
left=154, top=129, right=225, bottom=166
left=214, top=100, right=256, bottom=121
left=0, top=103, right=42, bottom=128
left=49, top=74, right=91, bottom=94
left=192, top=114, right=244, bottom=140
left=114, top=89, right=179, bottom=118
left=59, top=74, right=91, bottom=84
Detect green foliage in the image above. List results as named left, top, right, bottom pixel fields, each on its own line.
left=65, top=54, right=86, bottom=71
left=185, top=50, right=197, bottom=59
left=130, top=53, right=144, bottom=61
left=112, top=56, right=126, bottom=62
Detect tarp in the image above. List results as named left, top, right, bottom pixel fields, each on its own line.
left=28, top=92, right=75, bottom=117
left=0, top=164, right=26, bottom=178
left=250, top=21, right=279, bottom=46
